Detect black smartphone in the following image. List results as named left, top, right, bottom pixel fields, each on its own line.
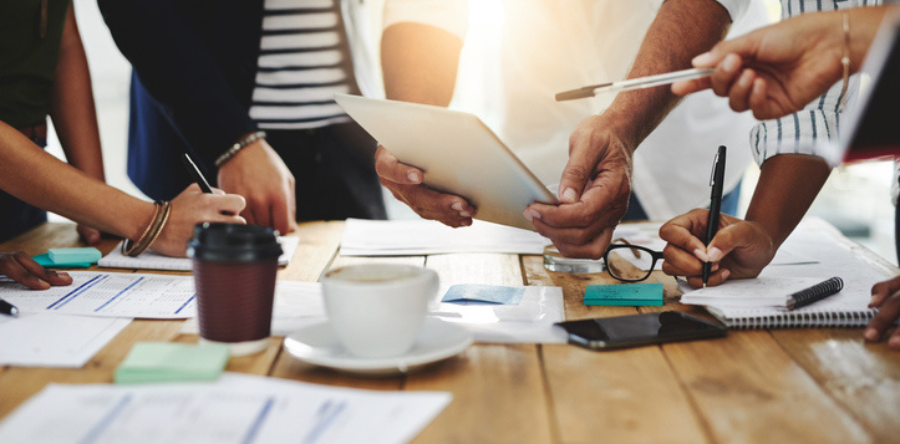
left=555, top=312, right=727, bottom=351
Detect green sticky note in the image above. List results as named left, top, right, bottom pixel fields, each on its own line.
left=32, top=253, right=92, bottom=268
left=48, top=247, right=102, bottom=265
left=115, top=342, right=230, bottom=384
left=584, top=283, right=664, bottom=307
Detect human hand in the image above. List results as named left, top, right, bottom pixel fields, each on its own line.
left=217, top=139, right=297, bottom=234
left=523, top=115, right=632, bottom=258
left=375, top=144, right=476, bottom=228
left=659, top=209, right=777, bottom=288
left=672, top=12, right=845, bottom=120
left=76, top=224, right=102, bottom=246
left=865, top=275, right=900, bottom=350
left=0, top=251, right=73, bottom=290
left=150, top=184, right=247, bottom=257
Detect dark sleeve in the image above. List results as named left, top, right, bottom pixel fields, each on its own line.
left=97, top=0, right=257, bottom=167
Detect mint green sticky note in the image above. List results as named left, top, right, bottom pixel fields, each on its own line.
left=584, top=283, right=664, bottom=307
left=115, top=342, right=230, bottom=384
left=48, top=247, right=102, bottom=265
left=32, top=253, right=92, bottom=269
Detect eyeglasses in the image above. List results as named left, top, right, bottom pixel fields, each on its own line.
left=603, top=241, right=664, bottom=282
left=542, top=239, right=664, bottom=282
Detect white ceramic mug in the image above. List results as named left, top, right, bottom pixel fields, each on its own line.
left=321, top=264, right=439, bottom=358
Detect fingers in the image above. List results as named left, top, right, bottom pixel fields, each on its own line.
left=870, top=275, right=900, bottom=308
left=383, top=178, right=475, bottom=227
left=864, top=290, right=900, bottom=346
left=375, top=145, right=424, bottom=185
left=706, top=222, right=765, bottom=263
left=545, top=226, right=614, bottom=260
left=269, top=195, right=291, bottom=235
left=672, top=77, right=712, bottom=96
left=0, top=252, right=74, bottom=290
left=709, top=53, right=743, bottom=98
left=683, top=268, right=731, bottom=288
left=245, top=198, right=272, bottom=229
left=77, top=225, right=102, bottom=246
left=218, top=194, right=246, bottom=216
left=659, top=209, right=710, bottom=257
left=728, top=69, right=757, bottom=112
left=749, top=78, right=771, bottom=120
left=558, top=133, right=604, bottom=203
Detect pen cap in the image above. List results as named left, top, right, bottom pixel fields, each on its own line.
left=188, top=223, right=282, bottom=263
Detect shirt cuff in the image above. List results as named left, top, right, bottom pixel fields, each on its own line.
left=713, top=0, right=751, bottom=22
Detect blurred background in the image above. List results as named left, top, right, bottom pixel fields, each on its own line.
left=50, top=0, right=896, bottom=265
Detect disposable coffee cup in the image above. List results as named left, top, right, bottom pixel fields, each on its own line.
left=188, top=223, right=283, bottom=356
left=321, top=264, right=438, bottom=358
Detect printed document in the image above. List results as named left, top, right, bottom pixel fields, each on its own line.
left=98, top=236, right=300, bottom=270
left=0, top=313, right=130, bottom=367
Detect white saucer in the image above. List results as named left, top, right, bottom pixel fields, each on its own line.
left=284, top=318, right=473, bottom=376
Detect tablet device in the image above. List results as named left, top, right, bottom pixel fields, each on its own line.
left=335, top=93, right=558, bottom=231
left=827, top=10, right=900, bottom=164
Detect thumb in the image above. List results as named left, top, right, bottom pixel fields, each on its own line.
left=706, top=223, right=754, bottom=262
left=558, top=135, right=604, bottom=204
left=693, top=32, right=759, bottom=68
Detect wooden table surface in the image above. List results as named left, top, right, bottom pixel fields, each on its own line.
left=2, top=222, right=900, bottom=444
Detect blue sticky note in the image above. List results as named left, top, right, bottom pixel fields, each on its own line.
left=584, top=283, right=664, bottom=306
left=32, top=253, right=92, bottom=269
left=442, top=284, right=526, bottom=306
left=48, top=247, right=102, bottom=264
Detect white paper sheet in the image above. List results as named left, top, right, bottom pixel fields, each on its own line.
left=340, top=218, right=551, bottom=256
left=0, top=313, right=131, bottom=367
left=679, top=276, right=824, bottom=307
left=0, top=272, right=196, bottom=319
left=0, top=373, right=451, bottom=444
left=180, top=283, right=567, bottom=343
left=98, top=236, right=300, bottom=271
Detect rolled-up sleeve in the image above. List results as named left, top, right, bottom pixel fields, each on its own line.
left=383, top=0, right=468, bottom=39
left=713, top=0, right=751, bottom=22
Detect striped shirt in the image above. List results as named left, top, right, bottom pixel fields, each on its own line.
left=250, top=0, right=357, bottom=130
left=750, top=0, right=883, bottom=165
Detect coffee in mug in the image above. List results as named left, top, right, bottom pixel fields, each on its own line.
left=321, top=264, right=438, bottom=358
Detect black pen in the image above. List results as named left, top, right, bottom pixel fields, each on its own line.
left=702, top=145, right=726, bottom=287
left=181, top=153, right=213, bottom=194
left=0, top=297, right=19, bottom=317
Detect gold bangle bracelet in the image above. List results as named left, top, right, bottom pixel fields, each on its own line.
left=122, top=201, right=162, bottom=256
left=127, top=201, right=169, bottom=257
left=141, top=201, right=172, bottom=254
left=839, top=10, right=851, bottom=112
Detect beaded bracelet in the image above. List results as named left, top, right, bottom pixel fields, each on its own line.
left=214, top=131, right=267, bottom=168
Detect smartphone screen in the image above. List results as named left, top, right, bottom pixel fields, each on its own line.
left=555, top=312, right=727, bottom=350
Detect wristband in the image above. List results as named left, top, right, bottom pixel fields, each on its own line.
left=215, top=131, right=267, bottom=168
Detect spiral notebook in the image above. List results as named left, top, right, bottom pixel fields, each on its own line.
left=97, top=237, right=300, bottom=271
left=678, top=220, right=890, bottom=330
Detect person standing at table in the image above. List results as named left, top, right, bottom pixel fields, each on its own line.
left=0, top=0, right=247, bottom=289
left=378, top=0, right=768, bottom=229
left=97, top=0, right=468, bottom=234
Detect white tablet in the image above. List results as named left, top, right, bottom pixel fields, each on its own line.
left=335, top=94, right=558, bottom=231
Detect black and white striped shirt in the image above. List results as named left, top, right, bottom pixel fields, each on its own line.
left=250, top=0, right=357, bottom=130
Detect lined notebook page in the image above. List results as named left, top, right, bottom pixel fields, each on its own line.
left=680, top=219, right=892, bottom=329
left=98, top=237, right=300, bottom=271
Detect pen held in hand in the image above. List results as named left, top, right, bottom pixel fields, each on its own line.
left=181, top=153, right=214, bottom=194
left=555, top=68, right=714, bottom=102
left=702, top=146, right=727, bottom=287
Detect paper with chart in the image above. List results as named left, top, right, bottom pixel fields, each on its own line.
left=0, top=373, right=451, bottom=444
left=98, top=236, right=300, bottom=270
left=0, top=271, right=196, bottom=319
left=0, top=313, right=131, bottom=367
left=340, top=218, right=551, bottom=255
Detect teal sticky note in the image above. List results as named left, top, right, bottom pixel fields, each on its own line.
left=584, top=283, right=664, bottom=307
left=32, top=253, right=92, bottom=269
left=115, top=342, right=230, bottom=384
left=442, top=284, right=526, bottom=305
left=48, top=247, right=102, bottom=264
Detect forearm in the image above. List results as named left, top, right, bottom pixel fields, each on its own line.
left=0, top=122, right=151, bottom=241
left=744, top=154, right=831, bottom=248
left=381, top=22, right=462, bottom=106
left=599, top=0, right=732, bottom=150
left=50, top=3, right=104, bottom=181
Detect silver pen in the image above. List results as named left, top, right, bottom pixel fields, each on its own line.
left=555, top=67, right=714, bottom=101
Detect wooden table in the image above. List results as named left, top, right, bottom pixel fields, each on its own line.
left=2, top=222, right=900, bottom=444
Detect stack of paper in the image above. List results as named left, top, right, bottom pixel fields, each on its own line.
left=114, top=342, right=230, bottom=384
left=340, top=218, right=551, bottom=256
left=98, top=236, right=301, bottom=270
left=0, top=373, right=451, bottom=444
left=0, top=313, right=131, bottom=368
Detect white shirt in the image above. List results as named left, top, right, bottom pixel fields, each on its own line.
left=449, top=0, right=767, bottom=221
